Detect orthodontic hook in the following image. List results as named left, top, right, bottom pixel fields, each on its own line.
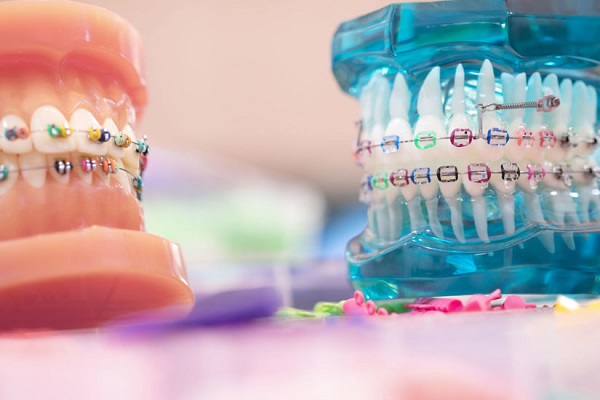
left=476, top=95, right=560, bottom=138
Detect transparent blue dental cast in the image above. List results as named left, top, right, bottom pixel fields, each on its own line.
left=332, top=0, right=600, bottom=299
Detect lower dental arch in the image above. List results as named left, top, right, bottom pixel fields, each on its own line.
left=356, top=60, right=600, bottom=246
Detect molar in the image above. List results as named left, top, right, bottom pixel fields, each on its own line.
left=31, top=106, right=76, bottom=154
left=19, top=151, right=47, bottom=188
left=0, top=115, right=33, bottom=154
left=71, top=108, right=108, bottom=156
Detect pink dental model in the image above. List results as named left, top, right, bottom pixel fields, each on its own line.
left=0, top=1, right=193, bottom=330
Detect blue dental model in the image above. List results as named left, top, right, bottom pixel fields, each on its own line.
left=332, top=0, right=600, bottom=299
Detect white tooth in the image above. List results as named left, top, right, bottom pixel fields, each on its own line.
left=504, top=73, right=527, bottom=162
left=524, top=73, right=545, bottom=163
left=113, top=158, right=132, bottom=195
left=389, top=74, right=410, bottom=121
left=385, top=74, right=421, bottom=234
left=371, top=73, right=390, bottom=139
left=500, top=73, right=514, bottom=122
left=94, top=158, right=110, bottom=185
left=0, top=153, right=18, bottom=195
left=406, top=197, right=426, bottom=233
left=74, top=155, right=93, bottom=185
left=70, top=109, right=107, bottom=156
left=19, top=151, right=46, bottom=188
left=414, top=67, right=444, bottom=238
left=442, top=64, right=470, bottom=242
left=571, top=81, right=595, bottom=155
left=588, top=85, right=597, bottom=125
left=523, top=191, right=555, bottom=253
left=476, top=60, right=503, bottom=162
left=489, top=160, right=516, bottom=236
left=122, top=126, right=140, bottom=173
left=417, top=67, right=444, bottom=121
left=543, top=74, right=569, bottom=162
left=107, top=123, right=129, bottom=159
left=47, top=154, right=72, bottom=185
left=559, top=79, right=573, bottom=127
left=359, top=76, right=376, bottom=137
left=31, top=106, right=76, bottom=153
left=471, top=196, right=490, bottom=243
left=0, top=115, right=33, bottom=154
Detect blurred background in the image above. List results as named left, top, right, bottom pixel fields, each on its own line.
left=75, top=0, right=393, bottom=277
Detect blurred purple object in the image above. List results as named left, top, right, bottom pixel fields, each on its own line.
left=113, top=287, right=282, bottom=334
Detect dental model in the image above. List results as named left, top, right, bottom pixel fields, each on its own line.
left=333, top=0, right=600, bottom=299
left=0, top=1, right=193, bottom=330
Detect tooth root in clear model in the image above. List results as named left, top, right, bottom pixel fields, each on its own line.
left=471, top=196, right=490, bottom=243
left=523, top=191, right=555, bottom=253
left=550, top=190, right=577, bottom=250
left=476, top=60, right=503, bottom=162
left=441, top=64, right=469, bottom=242
left=414, top=67, right=445, bottom=238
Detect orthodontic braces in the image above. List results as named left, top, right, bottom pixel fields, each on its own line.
left=359, top=161, right=600, bottom=203
left=352, top=95, right=598, bottom=163
left=4, top=124, right=150, bottom=156
left=0, top=155, right=144, bottom=200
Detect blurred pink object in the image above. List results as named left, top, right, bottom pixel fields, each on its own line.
left=464, top=289, right=503, bottom=312
left=342, top=291, right=388, bottom=316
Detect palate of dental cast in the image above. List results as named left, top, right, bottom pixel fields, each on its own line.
left=355, top=59, right=600, bottom=248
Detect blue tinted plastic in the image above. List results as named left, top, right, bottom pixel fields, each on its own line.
left=332, top=0, right=600, bottom=300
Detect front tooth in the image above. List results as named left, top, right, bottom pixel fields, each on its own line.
left=389, top=73, right=410, bottom=121
left=371, top=73, right=390, bottom=139
left=359, top=74, right=380, bottom=139
left=414, top=67, right=445, bottom=238
left=31, top=106, right=76, bottom=153
left=524, top=73, right=546, bottom=163
left=442, top=64, right=471, bottom=242
left=571, top=81, right=595, bottom=155
left=543, top=74, right=568, bottom=162
left=1, top=115, right=33, bottom=154
left=48, top=154, right=72, bottom=185
left=19, top=151, right=47, bottom=188
left=477, top=60, right=503, bottom=162
left=0, top=153, right=18, bottom=195
left=74, top=155, right=95, bottom=185
left=71, top=109, right=108, bottom=156
left=503, top=73, right=527, bottom=162
left=490, top=161, right=516, bottom=236
left=107, top=123, right=130, bottom=159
